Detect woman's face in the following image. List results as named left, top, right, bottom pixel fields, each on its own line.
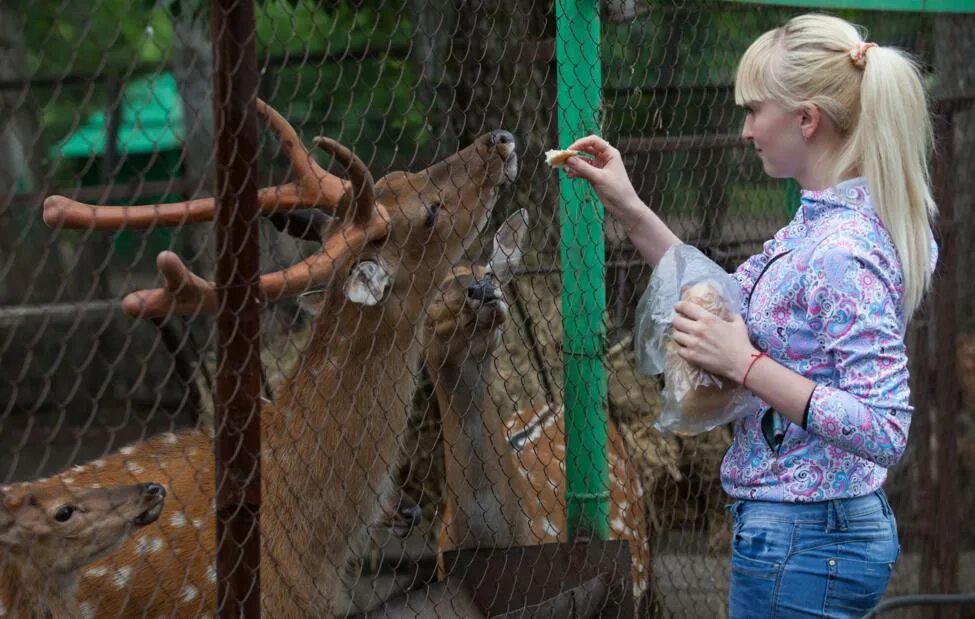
left=740, top=100, right=807, bottom=180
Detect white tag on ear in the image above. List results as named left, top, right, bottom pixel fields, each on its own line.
left=344, top=260, right=391, bottom=306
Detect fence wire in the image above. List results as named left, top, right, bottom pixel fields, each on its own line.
left=0, top=1, right=972, bottom=617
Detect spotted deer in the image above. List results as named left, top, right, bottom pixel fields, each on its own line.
left=0, top=479, right=165, bottom=618
left=42, top=99, right=518, bottom=617
left=423, top=211, right=651, bottom=608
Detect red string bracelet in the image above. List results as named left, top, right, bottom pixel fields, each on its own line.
left=742, top=351, right=768, bottom=389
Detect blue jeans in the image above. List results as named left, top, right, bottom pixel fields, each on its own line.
left=727, top=490, right=900, bottom=619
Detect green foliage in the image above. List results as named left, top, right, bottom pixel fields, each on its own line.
left=25, top=0, right=425, bottom=179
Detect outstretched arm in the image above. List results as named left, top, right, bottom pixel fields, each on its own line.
left=563, top=135, right=681, bottom=267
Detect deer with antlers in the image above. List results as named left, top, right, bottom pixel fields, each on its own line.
left=421, top=210, right=651, bottom=610
left=42, top=99, right=518, bottom=617
left=0, top=478, right=165, bottom=619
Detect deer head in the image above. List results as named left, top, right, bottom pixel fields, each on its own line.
left=424, top=209, right=529, bottom=363
left=42, top=99, right=518, bottom=319
left=0, top=482, right=165, bottom=574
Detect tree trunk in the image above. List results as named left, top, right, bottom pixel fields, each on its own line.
left=173, top=8, right=217, bottom=276
left=934, top=15, right=975, bottom=325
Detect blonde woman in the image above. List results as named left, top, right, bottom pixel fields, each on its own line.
left=564, top=14, right=937, bottom=618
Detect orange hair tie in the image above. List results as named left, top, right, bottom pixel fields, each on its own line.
left=849, top=42, right=877, bottom=68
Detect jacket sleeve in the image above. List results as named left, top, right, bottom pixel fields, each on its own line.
left=801, top=246, right=912, bottom=467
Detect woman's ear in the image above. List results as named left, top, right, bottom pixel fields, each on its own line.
left=798, top=102, right=822, bottom=140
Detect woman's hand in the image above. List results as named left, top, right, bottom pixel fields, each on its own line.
left=562, top=135, right=645, bottom=228
left=671, top=301, right=759, bottom=383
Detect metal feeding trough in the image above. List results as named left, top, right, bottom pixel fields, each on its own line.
left=354, top=538, right=634, bottom=618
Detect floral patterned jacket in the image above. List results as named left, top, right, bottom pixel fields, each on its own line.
left=721, top=177, right=937, bottom=502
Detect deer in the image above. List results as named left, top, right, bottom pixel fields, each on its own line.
left=41, top=98, right=518, bottom=617
left=0, top=478, right=165, bottom=618
left=420, top=210, right=651, bottom=611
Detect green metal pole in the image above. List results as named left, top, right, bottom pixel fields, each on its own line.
left=555, top=0, right=610, bottom=541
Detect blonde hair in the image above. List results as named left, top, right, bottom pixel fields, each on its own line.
left=735, top=14, right=936, bottom=316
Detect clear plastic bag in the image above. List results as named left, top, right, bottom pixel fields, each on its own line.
left=634, top=244, right=759, bottom=435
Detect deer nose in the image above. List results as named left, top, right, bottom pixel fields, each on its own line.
left=467, top=278, right=502, bottom=304
left=489, top=130, right=515, bottom=147
left=141, top=483, right=167, bottom=498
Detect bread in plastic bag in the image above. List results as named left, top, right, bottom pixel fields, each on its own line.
left=634, top=244, right=758, bottom=435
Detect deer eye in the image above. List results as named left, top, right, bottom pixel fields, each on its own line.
left=54, top=505, right=77, bottom=522
left=425, top=202, right=442, bottom=227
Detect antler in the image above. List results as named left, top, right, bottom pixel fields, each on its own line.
left=42, top=99, right=363, bottom=229
left=121, top=203, right=388, bottom=318
left=45, top=98, right=392, bottom=319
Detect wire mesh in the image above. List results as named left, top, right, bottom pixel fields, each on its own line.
left=0, top=1, right=972, bottom=618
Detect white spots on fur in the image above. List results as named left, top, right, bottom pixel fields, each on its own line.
left=180, top=584, right=199, bottom=602
left=207, top=563, right=217, bottom=583
left=192, top=517, right=205, bottom=530
left=79, top=601, right=95, bottom=619
left=125, top=462, right=145, bottom=475
left=84, top=566, right=109, bottom=578
left=610, top=518, right=626, bottom=535
left=169, top=511, right=187, bottom=528
left=120, top=446, right=136, bottom=456
left=112, top=566, right=132, bottom=589
left=161, top=432, right=178, bottom=444
left=71, top=465, right=86, bottom=474
left=135, top=536, right=164, bottom=555
left=61, top=476, right=75, bottom=485
left=92, top=459, right=105, bottom=469
left=541, top=518, right=560, bottom=537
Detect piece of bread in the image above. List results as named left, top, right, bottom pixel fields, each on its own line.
left=544, top=149, right=581, bottom=168
left=664, top=282, right=739, bottom=430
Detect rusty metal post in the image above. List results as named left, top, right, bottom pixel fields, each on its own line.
left=211, top=0, right=263, bottom=617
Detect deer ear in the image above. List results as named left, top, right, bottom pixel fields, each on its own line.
left=488, top=209, right=529, bottom=286
left=344, top=260, right=392, bottom=306
left=0, top=490, right=22, bottom=546
left=296, top=289, right=328, bottom=316
left=0, top=489, right=11, bottom=525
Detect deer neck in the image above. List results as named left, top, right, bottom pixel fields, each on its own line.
left=429, top=349, right=534, bottom=548
left=0, top=559, right=79, bottom=618
left=258, top=281, right=432, bottom=615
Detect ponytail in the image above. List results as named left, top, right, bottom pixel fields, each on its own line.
left=836, top=46, right=935, bottom=316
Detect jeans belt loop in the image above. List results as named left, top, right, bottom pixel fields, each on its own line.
left=834, top=498, right=849, bottom=531
left=877, top=489, right=891, bottom=517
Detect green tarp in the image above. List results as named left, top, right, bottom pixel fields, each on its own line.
left=54, top=72, right=184, bottom=158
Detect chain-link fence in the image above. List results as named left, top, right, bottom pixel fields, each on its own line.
left=1, top=0, right=973, bottom=617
